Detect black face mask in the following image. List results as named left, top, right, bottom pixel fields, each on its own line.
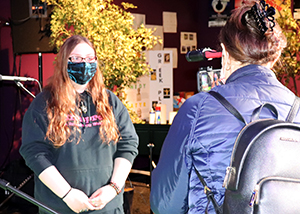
left=67, top=62, right=97, bottom=85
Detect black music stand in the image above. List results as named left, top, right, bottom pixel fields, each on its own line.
left=0, top=178, right=60, bottom=214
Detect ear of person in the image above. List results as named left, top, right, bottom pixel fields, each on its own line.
left=221, top=43, right=253, bottom=79
left=221, top=43, right=233, bottom=80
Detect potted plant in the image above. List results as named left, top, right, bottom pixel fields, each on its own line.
left=273, top=0, right=300, bottom=95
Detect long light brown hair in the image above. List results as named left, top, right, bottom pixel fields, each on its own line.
left=44, top=35, right=119, bottom=147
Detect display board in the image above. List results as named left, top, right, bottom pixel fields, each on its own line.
left=125, top=50, right=173, bottom=123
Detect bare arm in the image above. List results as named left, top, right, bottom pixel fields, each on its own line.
left=38, top=166, right=71, bottom=198
left=111, top=157, right=132, bottom=189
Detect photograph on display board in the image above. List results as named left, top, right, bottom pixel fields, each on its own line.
left=180, top=32, right=197, bottom=54
left=151, top=69, right=157, bottom=80
left=152, top=101, right=158, bottom=110
left=164, top=53, right=170, bottom=63
left=164, top=88, right=171, bottom=99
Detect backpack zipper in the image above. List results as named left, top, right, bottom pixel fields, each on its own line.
left=249, top=176, right=300, bottom=207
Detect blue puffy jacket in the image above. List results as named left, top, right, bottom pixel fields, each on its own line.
left=150, top=64, right=300, bottom=213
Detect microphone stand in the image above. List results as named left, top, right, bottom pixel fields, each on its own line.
left=15, top=81, right=36, bottom=98
left=38, top=52, right=43, bottom=88
left=0, top=178, right=61, bottom=214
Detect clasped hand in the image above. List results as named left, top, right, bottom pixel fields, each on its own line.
left=89, top=184, right=118, bottom=210
left=63, top=185, right=117, bottom=213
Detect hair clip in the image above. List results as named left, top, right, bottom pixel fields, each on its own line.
left=250, top=0, right=276, bottom=35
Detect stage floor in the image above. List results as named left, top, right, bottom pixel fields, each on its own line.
left=126, top=181, right=151, bottom=214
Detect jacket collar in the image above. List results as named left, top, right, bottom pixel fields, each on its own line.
left=226, top=64, right=276, bottom=84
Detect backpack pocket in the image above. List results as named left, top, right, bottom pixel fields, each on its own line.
left=249, top=176, right=300, bottom=214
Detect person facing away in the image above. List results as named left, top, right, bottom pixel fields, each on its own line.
left=150, top=1, right=300, bottom=213
left=20, top=35, right=139, bottom=214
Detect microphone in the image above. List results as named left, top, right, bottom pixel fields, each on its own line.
left=186, top=48, right=222, bottom=62
left=0, top=75, right=36, bottom=82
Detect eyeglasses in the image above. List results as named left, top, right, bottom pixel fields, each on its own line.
left=68, top=56, right=97, bottom=63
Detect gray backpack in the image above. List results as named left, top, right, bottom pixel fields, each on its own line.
left=195, top=91, right=300, bottom=214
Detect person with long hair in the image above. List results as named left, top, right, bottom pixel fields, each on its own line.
left=150, top=1, right=299, bottom=213
left=20, top=35, right=139, bottom=213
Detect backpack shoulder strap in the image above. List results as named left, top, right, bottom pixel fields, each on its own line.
left=286, top=96, right=300, bottom=122
left=208, top=91, right=246, bottom=125
left=193, top=164, right=223, bottom=214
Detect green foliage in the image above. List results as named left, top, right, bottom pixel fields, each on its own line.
left=274, top=0, right=300, bottom=95
left=43, top=0, right=161, bottom=123
left=44, top=0, right=160, bottom=91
